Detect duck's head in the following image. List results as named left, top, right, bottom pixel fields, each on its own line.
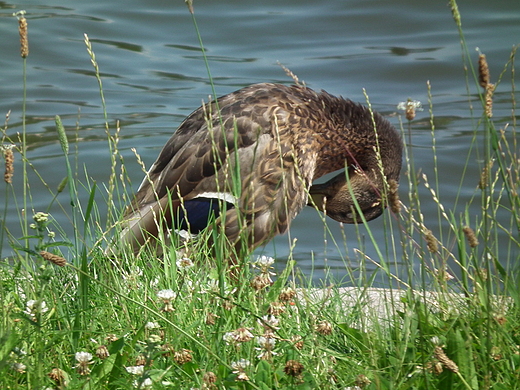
left=309, top=166, right=393, bottom=224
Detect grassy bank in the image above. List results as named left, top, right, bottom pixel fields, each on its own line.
left=1, top=1, right=519, bottom=389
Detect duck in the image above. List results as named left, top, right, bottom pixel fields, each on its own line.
left=119, top=83, right=402, bottom=256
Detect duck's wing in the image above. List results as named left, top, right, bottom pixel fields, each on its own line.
left=222, top=138, right=313, bottom=253
left=122, top=83, right=315, bottom=251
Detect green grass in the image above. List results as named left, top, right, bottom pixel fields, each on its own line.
left=1, top=1, right=519, bottom=389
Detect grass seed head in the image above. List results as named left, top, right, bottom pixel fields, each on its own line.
left=40, top=250, right=66, bottom=267
left=424, top=229, right=438, bottom=253
left=463, top=226, right=479, bottom=248
left=485, top=83, right=494, bottom=118
left=15, top=11, right=29, bottom=58
left=433, top=346, right=459, bottom=373
left=478, top=53, right=490, bottom=88
left=479, top=160, right=493, bottom=189
left=3, top=146, right=14, bottom=184
left=388, top=179, right=401, bottom=214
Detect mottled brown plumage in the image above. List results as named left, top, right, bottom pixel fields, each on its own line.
left=120, top=83, right=402, bottom=255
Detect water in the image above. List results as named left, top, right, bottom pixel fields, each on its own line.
left=1, top=0, right=519, bottom=283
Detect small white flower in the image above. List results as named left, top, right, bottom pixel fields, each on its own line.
left=75, top=351, right=93, bottom=363
left=145, top=321, right=160, bottom=330
left=255, top=335, right=277, bottom=359
left=223, top=332, right=233, bottom=343
left=199, top=279, right=235, bottom=295
left=24, top=299, right=49, bottom=320
left=252, top=255, right=276, bottom=277
left=231, top=359, right=251, bottom=370
left=11, top=362, right=26, bottom=373
left=156, top=289, right=176, bottom=301
left=157, top=289, right=176, bottom=312
left=258, top=315, right=280, bottom=329
left=126, top=365, right=145, bottom=375
left=223, top=328, right=254, bottom=344
left=134, top=377, right=153, bottom=389
left=256, top=335, right=276, bottom=349
left=254, top=255, right=275, bottom=267
left=176, top=257, right=194, bottom=270
left=0, top=143, right=15, bottom=152
left=75, top=351, right=94, bottom=375
left=11, top=347, right=26, bottom=357
left=397, top=100, right=423, bottom=111
left=149, top=277, right=160, bottom=288
left=231, top=359, right=251, bottom=381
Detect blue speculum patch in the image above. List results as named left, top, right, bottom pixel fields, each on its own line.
left=175, top=198, right=235, bottom=233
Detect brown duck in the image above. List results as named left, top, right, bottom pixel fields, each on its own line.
left=120, top=83, right=402, bottom=255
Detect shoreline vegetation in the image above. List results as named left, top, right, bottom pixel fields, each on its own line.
left=1, top=1, right=519, bottom=389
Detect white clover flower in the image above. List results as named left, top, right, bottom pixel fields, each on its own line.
left=134, top=377, right=153, bottom=389
left=255, top=335, right=277, bottom=359
left=157, top=289, right=177, bottom=312
left=254, top=255, right=275, bottom=267
left=231, top=359, right=251, bottom=370
left=75, top=351, right=94, bottom=375
left=145, top=321, right=160, bottom=330
left=176, top=257, right=194, bottom=270
left=24, top=299, right=49, bottom=320
left=252, top=255, right=276, bottom=276
left=223, top=331, right=235, bottom=344
left=256, top=335, right=276, bottom=349
left=397, top=99, right=423, bottom=121
left=126, top=365, right=145, bottom=375
left=157, top=289, right=176, bottom=301
left=397, top=100, right=423, bottom=112
left=75, top=351, right=93, bottom=363
left=231, top=358, right=251, bottom=380
left=223, top=328, right=254, bottom=344
left=258, top=315, right=280, bottom=329
left=199, top=279, right=235, bottom=295
left=11, top=362, right=26, bottom=373
left=149, top=277, right=160, bottom=288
